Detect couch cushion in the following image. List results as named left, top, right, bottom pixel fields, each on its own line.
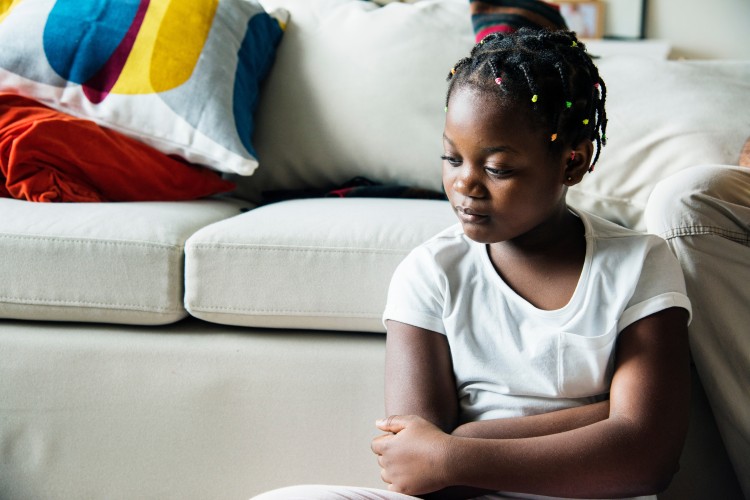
left=0, top=198, right=247, bottom=325
left=185, top=198, right=456, bottom=332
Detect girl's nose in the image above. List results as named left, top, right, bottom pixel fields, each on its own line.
left=453, top=165, right=485, bottom=198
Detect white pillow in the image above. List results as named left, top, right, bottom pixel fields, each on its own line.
left=248, top=0, right=474, bottom=195
left=569, top=57, right=750, bottom=230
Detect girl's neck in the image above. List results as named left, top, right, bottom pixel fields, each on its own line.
left=486, top=206, right=587, bottom=310
left=491, top=203, right=583, bottom=258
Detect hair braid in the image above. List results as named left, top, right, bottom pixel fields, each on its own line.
left=446, top=28, right=608, bottom=172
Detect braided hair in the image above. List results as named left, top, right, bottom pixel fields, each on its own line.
left=446, top=28, right=608, bottom=171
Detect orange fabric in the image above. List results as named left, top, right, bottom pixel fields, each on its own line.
left=0, top=93, right=235, bottom=202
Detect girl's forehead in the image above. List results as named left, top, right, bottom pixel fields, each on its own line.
left=446, top=86, right=533, bottom=129
left=444, top=88, right=547, bottom=149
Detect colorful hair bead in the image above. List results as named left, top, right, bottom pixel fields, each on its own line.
left=565, top=101, right=572, bottom=109
left=582, top=118, right=590, bottom=125
left=571, top=41, right=578, bottom=48
left=444, top=106, right=448, bottom=113
left=570, top=151, right=576, bottom=161
left=495, top=77, right=503, bottom=85
left=451, top=67, right=456, bottom=75
left=550, top=133, right=558, bottom=142
left=531, top=94, right=539, bottom=103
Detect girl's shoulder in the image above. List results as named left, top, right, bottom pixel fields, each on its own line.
left=416, top=223, right=477, bottom=258
left=402, top=223, right=479, bottom=274
left=576, top=208, right=664, bottom=246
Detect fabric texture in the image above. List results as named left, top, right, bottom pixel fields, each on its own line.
left=568, top=58, right=750, bottom=231
left=383, top=208, right=690, bottom=424
left=0, top=94, right=235, bottom=202
left=237, top=0, right=475, bottom=202
left=0, top=0, right=284, bottom=176
left=470, top=0, right=568, bottom=43
left=245, top=1, right=750, bottom=232
left=0, top=197, right=247, bottom=324
left=0, top=320, right=386, bottom=497
left=184, top=197, right=456, bottom=332
left=645, top=164, right=750, bottom=497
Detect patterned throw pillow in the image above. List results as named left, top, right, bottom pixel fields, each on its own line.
left=0, top=0, right=285, bottom=176
left=470, top=0, right=568, bottom=42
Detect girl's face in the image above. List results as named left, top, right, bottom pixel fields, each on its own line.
left=442, top=86, right=580, bottom=247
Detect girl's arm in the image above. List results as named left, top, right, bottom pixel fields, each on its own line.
left=383, top=320, right=459, bottom=433
left=374, top=308, right=690, bottom=498
left=451, top=400, right=609, bottom=439
left=383, top=320, right=611, bottom=438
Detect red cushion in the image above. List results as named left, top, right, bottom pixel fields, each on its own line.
left=0, top=93, right=236, bottom=202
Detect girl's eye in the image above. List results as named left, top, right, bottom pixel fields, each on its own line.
left=485, top=167, right=512, bottom=177
left=440, top=155, right=461, bottom=166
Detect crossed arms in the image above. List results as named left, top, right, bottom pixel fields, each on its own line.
left=371, top=308, right=690, bottom=499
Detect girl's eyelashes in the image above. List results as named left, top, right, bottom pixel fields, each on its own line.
left=440, top=154, right=461, bottom=166
left=442, top=155, right=513, bottom=177
left=485, top=167, right=513, bottom=177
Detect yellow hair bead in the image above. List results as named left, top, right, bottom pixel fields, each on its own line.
left=531, top=94, right=538, bottom=103
left=550, top=133, right=558, bottom=142
left=582, top=119, right=590, bottom=125
left=451, top=67, right=456, bottom=75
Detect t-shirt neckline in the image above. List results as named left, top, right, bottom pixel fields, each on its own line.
left=475, top=207, right=594, bottom=318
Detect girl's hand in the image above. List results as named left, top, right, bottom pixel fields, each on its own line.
left=371, top=415, right=454, bottom=496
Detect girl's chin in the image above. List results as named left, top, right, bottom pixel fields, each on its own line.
left=459, top=223, right=504, bottom=245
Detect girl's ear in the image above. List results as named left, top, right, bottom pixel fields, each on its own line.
left=563, top=139, right=594, bottom=186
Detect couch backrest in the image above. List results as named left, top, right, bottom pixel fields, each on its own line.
left=250, top=0, right=750, bottom=231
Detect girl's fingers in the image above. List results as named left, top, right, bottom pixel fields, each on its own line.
left=375, top=414, right=410, bottom=434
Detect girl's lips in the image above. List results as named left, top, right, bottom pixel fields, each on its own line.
left=455, top=206, right=488, bottom=223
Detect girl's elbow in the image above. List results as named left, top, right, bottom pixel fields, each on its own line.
left=628, top=454, right=682, bottom=495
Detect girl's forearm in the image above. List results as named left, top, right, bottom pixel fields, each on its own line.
left=444, top=415, right=678, bottom=498
left=419, top=402, right=609, bottom=500
left=451, top=399, right=610, bottom=439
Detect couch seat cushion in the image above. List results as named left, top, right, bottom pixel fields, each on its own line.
left=185, top=197, right=456, bottom=332
left=0, top=198, right=247, bottom=325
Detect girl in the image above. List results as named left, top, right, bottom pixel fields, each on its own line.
left=255, top=28, right=692, bottom=500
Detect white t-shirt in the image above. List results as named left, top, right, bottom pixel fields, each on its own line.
left=383, top=208, right=691, bottom=423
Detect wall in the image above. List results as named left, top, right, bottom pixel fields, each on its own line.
left=647, top=0, right=750, bottom=59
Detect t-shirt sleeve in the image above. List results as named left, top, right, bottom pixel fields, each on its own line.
left=618, top=236, right=692, bottom=332
left=382, top=246, right=447, bottom=335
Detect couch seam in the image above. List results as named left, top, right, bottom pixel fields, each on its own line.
left=187, top=243, right=407, bottom=254
left=0, top=233, right=183, bottom=250
left=0, top=296, right=182, bottom=313
left=188, top=305, right=380, bottom=317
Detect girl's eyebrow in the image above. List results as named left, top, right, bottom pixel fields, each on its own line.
left=482, top=145, right=517, bottom=154
left=442, top=134, right=517, bottom=154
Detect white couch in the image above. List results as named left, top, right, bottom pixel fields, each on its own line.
left=1, top=1, right=749, bottom=498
